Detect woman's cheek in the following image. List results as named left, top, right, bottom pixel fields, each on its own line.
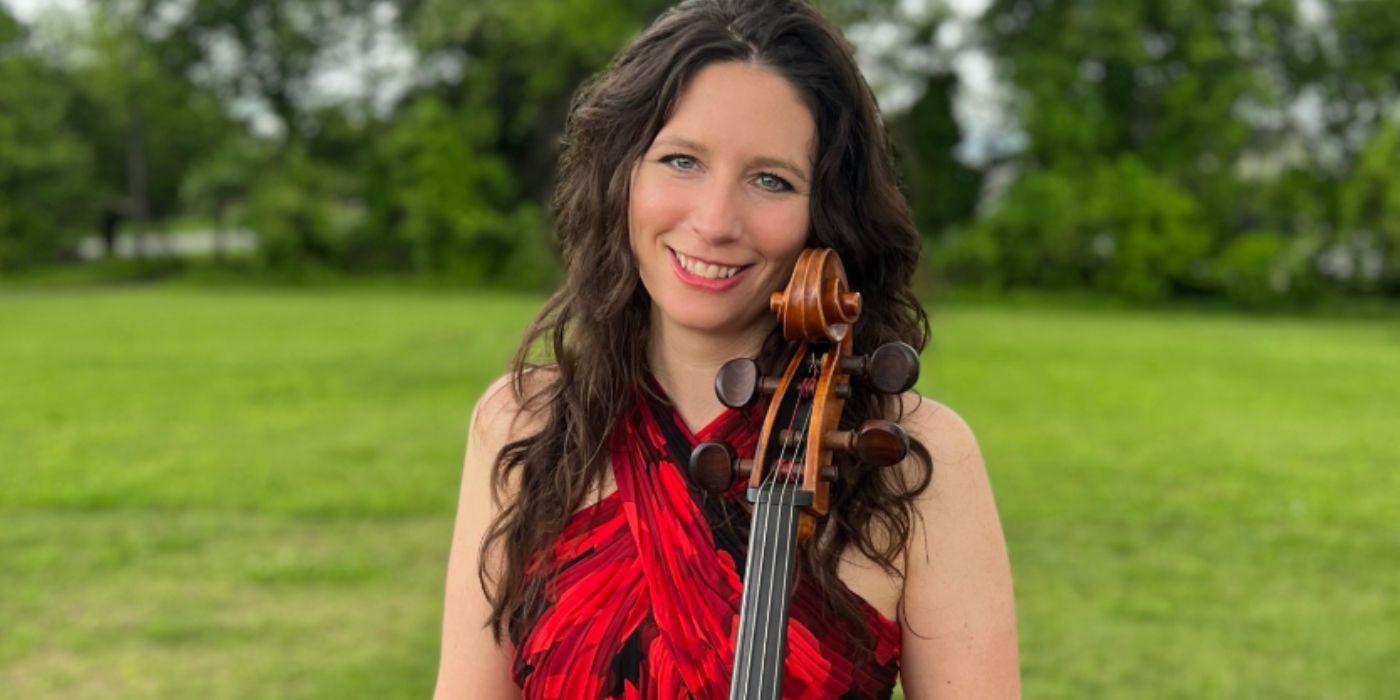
left=631, top=171, right=688, bottom=238
left=749, top=200, right=810, bottom=258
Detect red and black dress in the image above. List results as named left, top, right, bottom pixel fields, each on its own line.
left=510, top=378, right=901, bottom=699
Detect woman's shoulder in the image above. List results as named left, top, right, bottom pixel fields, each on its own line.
left=890, top=392, right=1021, bottom=696
left=890, top=392, right=995, bottom=545
left=895, top=392, right=982, bottom=470
left=834, top=393, right=986, bottom=622
left=842, top=393, right=983, bottom=558
left=468, top=367, right=558, bottom=458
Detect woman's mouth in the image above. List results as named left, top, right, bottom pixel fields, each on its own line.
left=667, top=246, right=751, bottom=291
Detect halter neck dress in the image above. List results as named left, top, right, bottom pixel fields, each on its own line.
left=510, top=378, right=902, bottom=699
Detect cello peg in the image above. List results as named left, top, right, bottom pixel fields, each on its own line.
left=688, top=441, right=752, bottom=494
left=838, top=342, right=919, bottom=395
left=822, top=419, right=909, bottom=468
left=714, top=358, right=779, bottom=409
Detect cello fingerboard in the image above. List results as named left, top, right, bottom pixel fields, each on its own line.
left=730, top=485, right=810, bottom=699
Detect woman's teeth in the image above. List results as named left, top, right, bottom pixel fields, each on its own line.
left=675, top=250, right=741, bottom=279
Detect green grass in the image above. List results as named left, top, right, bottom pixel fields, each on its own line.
left=1, top=286, right=1397, bottom=698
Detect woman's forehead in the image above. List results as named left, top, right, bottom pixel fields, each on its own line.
left=652, top=62, right=817, bottom=172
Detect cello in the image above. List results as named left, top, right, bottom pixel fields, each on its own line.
left=688, top=248, right=920, bottom=699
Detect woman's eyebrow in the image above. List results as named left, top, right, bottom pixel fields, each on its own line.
left=750, top=155, right=810, bottom=185
left=651, top=135, right=810, bottom=185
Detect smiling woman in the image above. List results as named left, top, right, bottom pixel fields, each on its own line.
left=630, top=62, right=813, bottom=335
left=434, top=1, right=1020, bottom=698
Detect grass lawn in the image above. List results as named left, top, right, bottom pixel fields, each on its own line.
left=1, top=285, right=1396, bottom=698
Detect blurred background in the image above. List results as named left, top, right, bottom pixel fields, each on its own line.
left=1, top=0, right=1395, bottom=698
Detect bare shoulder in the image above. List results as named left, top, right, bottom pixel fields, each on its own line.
left=893, top=392, right=1022, bottom=698
left=896, top=392, right=982, bottom=471
left=468, top=368, right=556, bottom=476
left=472, top=368, right=556, bottom=437
left=435, top=367, right=557, bottom=699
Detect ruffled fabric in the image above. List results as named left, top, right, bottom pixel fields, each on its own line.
left=512, top=380, right=900, bottom=699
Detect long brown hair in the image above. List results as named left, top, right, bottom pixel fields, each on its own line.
left=481, top=0, right=933, bottom=653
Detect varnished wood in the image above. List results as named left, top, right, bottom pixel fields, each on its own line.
left=704, top=248, right=918, bottom=700
left=822, top=419, right=909, bottom=467
left=714, top=357, right=780, bottom=409
left=689, top=441, right=738, bottom=494
left=747, top=346, right=806, bottom=491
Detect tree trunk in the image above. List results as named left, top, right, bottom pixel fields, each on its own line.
left=125, top=99, right=150, bottom=258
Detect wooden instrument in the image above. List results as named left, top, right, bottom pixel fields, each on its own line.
left=688, top=248, right=919, bottom=699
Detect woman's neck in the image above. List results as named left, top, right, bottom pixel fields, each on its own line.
left=647, top=307, right=774, bottom=434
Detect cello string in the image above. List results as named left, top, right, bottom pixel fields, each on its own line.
left=756, top=371, right=813, bottom=695
left=749, top=356, right=816, bottom=696
left=763, top=377, right=812, bottom=693
left=770, top=371, right=815, bottom=692
left=739, top=473, right=772, bottom=697
left=734, top=357, right=805, bottom=698
left=739, top=362, right=806, bottom=697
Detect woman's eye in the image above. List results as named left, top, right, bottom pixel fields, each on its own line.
left=660, top=154, right=698, bottom=171
left=755, top=173, right=794, bottom=193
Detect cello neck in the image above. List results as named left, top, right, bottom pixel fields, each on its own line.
left=729, top=484, right=809, bottom=699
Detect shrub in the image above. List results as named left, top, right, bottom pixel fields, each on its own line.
left=941, top=156, right=1212, bottom=300
left=240, top=147, right=363, bottom=273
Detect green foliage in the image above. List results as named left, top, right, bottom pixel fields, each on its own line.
left=0, top=10, right=93, bottom=270
left=944, top=157, right=1210, bottom=300
left=3, top=0, right=1399, bottom=302
left=240, top=146, right=364, bottom=273
left=1210, top=230, right=1289, bottom=305
left=984, top=0, right=1302, bottom=173
left=1336, top=122, right=1400, bottom=292
left=974, top=0, right=1356, bottom=303
left=374, top=95, right=550, bottom=286
left=407, top=0, right=671, bottom=201
left=180, top=137, right=267, bottom=232
left=893, top=74, right=983, bottom=239
left=58, top=5, right=234, bottom=224
left=179, top=0, right=380, bottom=145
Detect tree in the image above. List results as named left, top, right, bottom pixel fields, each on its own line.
left=179, top=0, right=381, bottom=150
left=1334, top=122, right=1400, bottom=292
left=891, top=73, right=983, bottom=240
left=403, top=0, right=672, bottom=202
left=961, top=0, right=1331, bottom=299
left=0, top=7, right=94, bottom=269
left=41, top=3, right=234, bottom=253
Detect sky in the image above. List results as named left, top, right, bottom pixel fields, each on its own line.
left=4, top=0, right=84, bottom=22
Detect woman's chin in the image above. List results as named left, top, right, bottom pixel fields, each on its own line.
left=655, top=299, right=757, bottom=336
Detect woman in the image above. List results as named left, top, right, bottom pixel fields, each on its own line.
left=435, top=0, right=1020, bottom=697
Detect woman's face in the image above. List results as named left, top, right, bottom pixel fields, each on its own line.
left=629, top=61, right=816, bottom=337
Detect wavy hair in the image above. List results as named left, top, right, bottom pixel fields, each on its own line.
left=480, top=0, right=933, bottom=655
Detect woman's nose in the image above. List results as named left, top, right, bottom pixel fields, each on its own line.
left=689, top=178, right=741, bottom=244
